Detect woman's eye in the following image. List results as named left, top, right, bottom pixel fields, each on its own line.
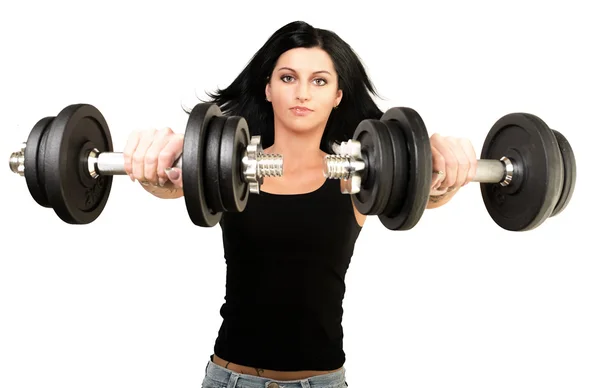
left=280, top=76, right=326, bottom=86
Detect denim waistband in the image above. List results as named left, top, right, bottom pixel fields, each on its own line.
left=203, top=357, right=347, bottom=388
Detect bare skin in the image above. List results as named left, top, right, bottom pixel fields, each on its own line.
left=211, top=354, right=341, bottom=380
left=123, top=46, right=477, bottom=380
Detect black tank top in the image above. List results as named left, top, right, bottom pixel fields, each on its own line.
left=213, top=178, right=362, bottom=371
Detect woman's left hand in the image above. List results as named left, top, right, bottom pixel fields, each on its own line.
left=429, top=133, right=478, bottom=196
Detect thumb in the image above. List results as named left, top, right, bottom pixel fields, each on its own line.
left=164, top=167, right=183, bottom=188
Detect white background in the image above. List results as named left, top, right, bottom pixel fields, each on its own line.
left=1, top=1, right=598, bottom=387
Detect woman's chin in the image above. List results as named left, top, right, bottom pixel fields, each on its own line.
left=283, top=118, right=324, bottom=133
left=286, top=124, right=320, bottom=135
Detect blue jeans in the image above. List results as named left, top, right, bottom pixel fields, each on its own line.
left=201, top=356, right=349, bottom=388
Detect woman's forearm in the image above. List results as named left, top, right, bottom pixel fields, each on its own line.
left=426, top=188, right=459, bottom=209
left=141, top=183, right=184, bottom=199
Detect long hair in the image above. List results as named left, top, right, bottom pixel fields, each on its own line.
left=188, top=20, right=384, bottom=153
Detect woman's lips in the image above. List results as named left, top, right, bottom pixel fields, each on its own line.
left=290, top=106, right=313, bottom=116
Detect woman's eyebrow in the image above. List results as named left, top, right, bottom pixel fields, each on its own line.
left=277, top=67, right=332, bottom=75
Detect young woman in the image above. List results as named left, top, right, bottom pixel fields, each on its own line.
left=123, top=20, right=477, bottom=388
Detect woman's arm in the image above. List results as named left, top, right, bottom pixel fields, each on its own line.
left=140, top=182, right=184, bottom=199
left=426, top=188, right=459, bottom=209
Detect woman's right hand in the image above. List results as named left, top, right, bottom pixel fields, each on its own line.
left=123, top=127, right=184, bottom=190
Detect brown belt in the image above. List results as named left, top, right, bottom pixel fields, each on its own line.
left=211, top=354, right=342, bottom=381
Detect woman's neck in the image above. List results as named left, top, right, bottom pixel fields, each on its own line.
left=265, top=126, right=325, bottom=172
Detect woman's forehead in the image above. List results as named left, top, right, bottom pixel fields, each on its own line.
left=275, top=47, right=336, bottom=73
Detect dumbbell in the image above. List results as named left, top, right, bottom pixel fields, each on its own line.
left=8, top=102, right=284, bottom=227
left=322, top=107, right=576, bottom=231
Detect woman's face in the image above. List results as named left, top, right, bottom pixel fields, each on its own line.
left=265, top=47, right=342, bottom=134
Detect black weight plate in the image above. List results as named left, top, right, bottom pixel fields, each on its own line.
left=24, top=116, right=54, bottom=208
left=183, top=103, right=224, bottom=227
left=480, top=113, right=563, bottom=231
left=378, top=107, right=432, bottom=230
left=351, top=119, right=394, bottom=216
left=550, top=130, right=576, bottom=217
left=219, top=116, right=250, bottom=213
left=203, top=115, right=227, bottom=214
left=378, top=118, right=409, bottom=228
left=43, top=104, right=113, bottom=224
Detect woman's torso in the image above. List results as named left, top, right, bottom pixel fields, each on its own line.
left=212, top=169, right=363, bottom=380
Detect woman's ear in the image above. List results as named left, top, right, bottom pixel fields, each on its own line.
left=335, top=89, right=343, bottom=107
left=265, top=82, right=271, bottom=102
